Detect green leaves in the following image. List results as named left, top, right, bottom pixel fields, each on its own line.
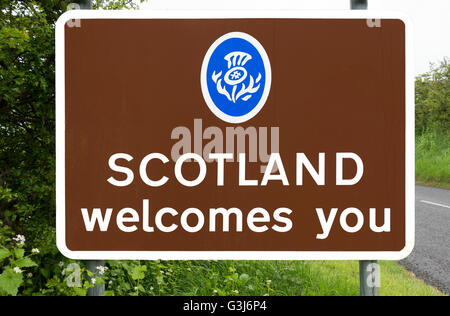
left=0, top=248, right=10, bottom=261
left=14, top=248, right=24, bottom=259
left=15, top=257, right=37, bottom=268
left=0, top=269, right=23, bottom=296
left=0, top=0, right=150, bottom=296
left=416, top=59, right=450, bottom=134
left=0, top=240, right=37, bottom=296
left=0, top=26, right=29, bottom=50
left=93, top=0, right=147, bottom=10
left=130, top=265, right=147, bottom=281
left=239, top=273, right=250, bottom=282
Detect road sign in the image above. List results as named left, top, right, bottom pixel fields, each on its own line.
left=56, top=11, right=414, bottom=260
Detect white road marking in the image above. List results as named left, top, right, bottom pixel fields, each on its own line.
left=420, top=200, right=450, bottom=209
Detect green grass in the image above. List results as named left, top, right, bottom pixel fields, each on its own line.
left=129, top=260, right=444, bottom=296
left=416, top=130, right=450, bottom=189
left=303, top=261, right=443, bottom=296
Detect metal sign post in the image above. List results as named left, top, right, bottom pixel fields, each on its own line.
left=72, top=0, right=105, bottom=297
left=351, top=0, right=368, bottom=10
left=86, top=260, right=105, bottom=296
left=359, top=261, right=380, bottom=296
left=77, top=0, right=92, bottom=9
left=350, top=0, right=381, bottom=297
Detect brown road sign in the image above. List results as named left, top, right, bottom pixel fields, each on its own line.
left=56, top=11, right=414, bottom=260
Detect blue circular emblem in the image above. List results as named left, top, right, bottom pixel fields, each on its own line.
left=201, top=32, right=272, bottom=123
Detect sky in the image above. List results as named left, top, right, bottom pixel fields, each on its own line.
left=138, top=0, right=450, bottom=76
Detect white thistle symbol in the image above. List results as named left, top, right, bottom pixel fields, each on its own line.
left=211, top=51, right=261, bottom=103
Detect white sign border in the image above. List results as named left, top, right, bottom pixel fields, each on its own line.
left=56, top=10, right=415, bottom=260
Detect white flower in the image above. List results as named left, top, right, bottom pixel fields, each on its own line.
left=150, top=286, right=154, bottom=291
left=266, top=280, right=272, bottom=284
left=13, top=234, right=26, bottom=246
left=13, top=267, right=23, bottom=274
left=91, top=278, right=96, bottom=285
left=96, top=265, right=108, bottom=275
left=27, top=273, right=33, bottom=278
left=213, top=290, right=218, bottom=293
left=134, top=287, right=138, bottom=291
left=58, top=261, right=64, bottom=267
left=32, top=248, right=40, bottom=254
left=61, top=269, right=66, bottom=276
left=109, top=281, right=113, bottom=285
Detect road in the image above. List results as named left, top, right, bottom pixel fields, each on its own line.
left=399, top=185, right=450, bottom=295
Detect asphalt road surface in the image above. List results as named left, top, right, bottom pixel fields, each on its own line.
left=399, top=185, right=450, bottom=295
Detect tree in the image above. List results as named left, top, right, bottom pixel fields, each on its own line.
left=415, top=58, right=450, bottom=134
left=0, top=0, right=146, bottom=295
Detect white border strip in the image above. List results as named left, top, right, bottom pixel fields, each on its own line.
left=420, top=200, right=450, bottom=209
left=56, top=10, right=415, bottom=260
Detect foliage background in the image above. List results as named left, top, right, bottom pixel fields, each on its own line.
left=415, top=59, right=449, bottom=134
left=0, top=0, right=448, bottom=296
left=415, top=59, right=450, bottom=188
left=0, top=0, right=146, bottom=296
